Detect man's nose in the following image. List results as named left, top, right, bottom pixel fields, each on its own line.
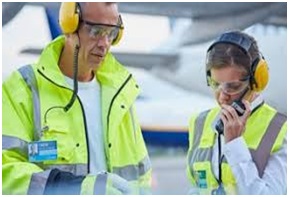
left=97, top=34, right=111, bottom=47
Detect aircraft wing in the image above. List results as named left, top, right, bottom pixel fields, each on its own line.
left=118, top=2, right=286, bottom=27
left=4, top=2, right=285, bottom=26
left=3, top=2, right=286, bottom=45
left=20, top=48, right=179, bottom=71
left=112, top=52, right=179, bottom=70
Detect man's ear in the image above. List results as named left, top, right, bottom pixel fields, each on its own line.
left=65, top=33, right=80, bottom=49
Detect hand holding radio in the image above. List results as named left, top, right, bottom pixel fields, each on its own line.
left=215, top=99, right=246, bottom=134
left=217, top=100, right=251, bottom=143
left=215, top=87, right=251, bottom=142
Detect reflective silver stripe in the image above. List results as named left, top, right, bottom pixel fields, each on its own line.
left=191, top=148, right=212, bottom=163
left=129, top=106, right=137, bottom=143
left=112, top=155, right=151, bottom=181
left=2, top=136, right=88, bottom=175
left=190, top=148, right=228, bottom=163
left=188, top=110, right=210, bottom=175
left=2, top=135, right=28, bottom=150
left=27, top=170, right=52, bottom=194
left=94, top=173, right=108, bottom=194
left=44, top=164, right=88, bottom=176
left=138, top=155, right=151, bottom=176
left=18, top=65, right=41, bottom=141
left=250, top=112, right=287, bottom=177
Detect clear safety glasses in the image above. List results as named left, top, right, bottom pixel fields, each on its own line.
left=81, top=20, right=122, bottom=42
left=208, top=76, right=250, bottom=95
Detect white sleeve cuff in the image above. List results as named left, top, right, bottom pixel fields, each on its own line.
left=223, top=137, right=252, bottom=166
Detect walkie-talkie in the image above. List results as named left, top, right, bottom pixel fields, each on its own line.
left=215, top=88, right=249, bottom=134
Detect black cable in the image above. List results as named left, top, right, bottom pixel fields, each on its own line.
left=64, top=43, right=80, bottom=112
left=218, top=134, right=222, bottom=185
left=43, top=35, right=81, bottom=125
left=44, top=106, right=65, bottom=126
left=211, top=133, right=226, bottom=195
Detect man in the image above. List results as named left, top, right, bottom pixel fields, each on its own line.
left=3, top=2, right=151, bottom=194
left=186, top=31, right=287, bottom=194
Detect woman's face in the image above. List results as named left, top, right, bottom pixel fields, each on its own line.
left=209, top=66, right=250, bottom=106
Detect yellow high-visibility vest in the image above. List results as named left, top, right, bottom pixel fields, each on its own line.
left=187, top=104, right=286, bottom=194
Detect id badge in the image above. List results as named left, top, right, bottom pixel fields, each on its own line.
left=196, top=170, right=207, bottom=188
left=28, top=141, right=57, bottom=162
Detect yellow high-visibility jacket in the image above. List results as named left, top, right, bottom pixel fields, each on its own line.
left=2, top=36, right=151, bottom=194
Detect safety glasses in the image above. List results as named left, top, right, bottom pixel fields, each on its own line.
left=81, top=17, right=123, bottom=42
left=208, top=76, right=250, bottom=95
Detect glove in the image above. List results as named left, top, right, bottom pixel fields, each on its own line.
left=100, top=172, right=138, bottom=195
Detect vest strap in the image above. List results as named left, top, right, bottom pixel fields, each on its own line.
left=188, top=110, right=210, bottom=176
left=250, top=112, right=287, bottom=177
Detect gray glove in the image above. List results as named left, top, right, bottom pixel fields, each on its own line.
left=99, top=172, right=138, bottom=195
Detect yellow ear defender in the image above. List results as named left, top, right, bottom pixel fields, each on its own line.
left=111, top=15, right=124, bottom=46
left=206, top=31, right=269, bottom=92
left=250, top=57, right=269, bottom=92
left=59, top=2, right=81, bottom=34
left=59, top=2, right=123, bottom=46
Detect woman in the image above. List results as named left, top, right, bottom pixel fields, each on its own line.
left=186, top=31, right=287, bottom=194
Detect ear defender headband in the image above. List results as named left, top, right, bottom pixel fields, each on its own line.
left=59, top=2, right=124, bottom=46
left=206, top=32, right=269, bottom=92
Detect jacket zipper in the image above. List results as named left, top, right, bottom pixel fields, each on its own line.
left=106, top=74, right=132, bottom=170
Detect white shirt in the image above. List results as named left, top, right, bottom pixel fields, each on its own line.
left=211, top=95, right=287, bottom=194
left=65, top=76, right=107, bottom=174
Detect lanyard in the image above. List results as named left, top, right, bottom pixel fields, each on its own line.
left=211, top=133, right=226, bottom=195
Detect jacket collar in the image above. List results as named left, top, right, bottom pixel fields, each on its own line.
left=36, top=36, right=130, bottom=90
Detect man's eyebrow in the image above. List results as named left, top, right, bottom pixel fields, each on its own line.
left=81, top=19, right=122, bottom=28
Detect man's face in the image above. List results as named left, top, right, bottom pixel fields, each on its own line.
left=77, top=3, right=120, bottom=71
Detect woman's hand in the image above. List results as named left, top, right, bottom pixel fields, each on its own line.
left=220, top=100, right=251, bottom=143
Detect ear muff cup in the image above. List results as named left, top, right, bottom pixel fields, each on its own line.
left=112, top=26, right=123, bottom=46
left=59, top=2, right=80, bottom=34
left=251, top=57, right=269, bottom=92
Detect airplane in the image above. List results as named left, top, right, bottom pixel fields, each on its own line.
left=3, top=2, right=286, bottom=43
left=2, top=2, right=287, bottom=148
